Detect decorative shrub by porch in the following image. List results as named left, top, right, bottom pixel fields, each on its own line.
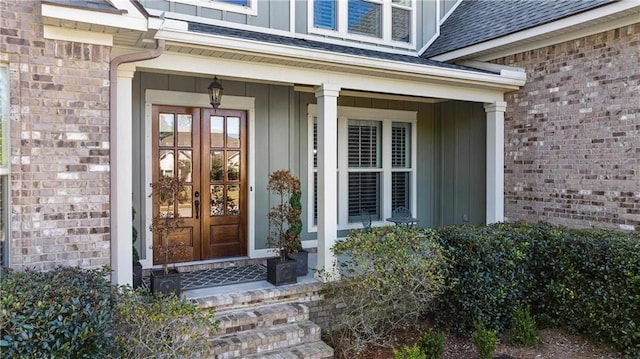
left=324, top=226, right=447, bottom=356
left=435, top=222, right=640, bottom=358
left=0, top=267, right=115, bottom=358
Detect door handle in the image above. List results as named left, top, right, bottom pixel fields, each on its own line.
left=194, top=191, right=200, bottom=219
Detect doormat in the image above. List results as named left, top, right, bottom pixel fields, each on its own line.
left=180, top=264, right=267, bottom=290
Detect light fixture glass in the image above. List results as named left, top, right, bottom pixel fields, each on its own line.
left=207, top=76, right=224, bottom=109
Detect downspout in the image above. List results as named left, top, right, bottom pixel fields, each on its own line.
left=109, top=39, right=165, bottom=284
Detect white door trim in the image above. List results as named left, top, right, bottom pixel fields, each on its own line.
left=142, top=90, right=256, bottom=268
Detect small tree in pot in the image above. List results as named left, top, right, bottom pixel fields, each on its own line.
left=149, top=175, right=186, bottom=295
left=285, top=177, right=308, bottom=276
left=266, top=170, right=301, bottom=285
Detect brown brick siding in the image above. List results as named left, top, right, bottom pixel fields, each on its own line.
left=494, top=23, right=640, bottom=231
left=1, top=0, right=111, bottom=270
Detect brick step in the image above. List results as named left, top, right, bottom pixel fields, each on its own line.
left=207, top=320, right=322, bottom=359
left=191, top=282, right=325, bottom=311
left=243, top=341, right=334, bottom=359
left=215, top=302, right=310, bottom=334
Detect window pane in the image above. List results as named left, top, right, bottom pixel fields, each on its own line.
left=178, top=150, right=192, bottom=183
left=227, top=117, right=240, bottom=148
left=348, top=0, right=381, bottom=38
left=392, top=122, right=411, bottom=168
left=313, top=119, right=318, bottom=168
left=217, top=0, right=248, bottom=6
left=227, top=150, right=240, bottom=181
left=177, top=114, right=192, bottom=147
left=313, top=172, right=318, bottom=225
left=348, top=120, right=381, bottom=168
left=314, top=0, right=336, bottom=30
left=159, top=113, right=174, bottom=146
left=348, top=172, right=379, bottom=222
left=392, top=171, right=410, bottom=210
left=227, top=185, right=240, bottom=215
left=392, top=7, right=411, bottom=42
left=210, top=116, right=224, bottom=148
left=210, top=151, right=224, bottom=181
left=392, top=0, right=412, bottom=7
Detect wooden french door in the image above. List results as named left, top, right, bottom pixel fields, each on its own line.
left=152, top=106, right=247, bottom=264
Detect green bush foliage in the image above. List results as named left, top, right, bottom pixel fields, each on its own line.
left=435, top=222, right=640, bottom=357
left=471, top=322, right=498, bottom=359
left=417, top=328, right=446, bottom=359
left=324, top=226, right=447, bottom=357
left=113, top=287, right=217, bottom=358
left=393, top=344, right=427, bottom=359
left=511, top=306, right=539, bottom=347
left=0, top=267, right=115, bottom=358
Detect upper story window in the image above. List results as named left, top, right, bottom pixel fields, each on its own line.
left=174, top=0, right=257, bottom=16
left=310, top=0, right=415, bottom=47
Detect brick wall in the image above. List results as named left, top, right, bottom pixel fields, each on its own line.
left=1, top=0, right=112, bottom=270
left=494, top=23, right=640, bottom=232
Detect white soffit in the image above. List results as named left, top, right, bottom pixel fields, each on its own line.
left=41, top=2, right=148, bottom=32
left=44, top=26, right=113, bottom=46
left=431, top=2, right=640, bottom=62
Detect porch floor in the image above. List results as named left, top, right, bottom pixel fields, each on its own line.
left=182, top=253, right=319, bottom=300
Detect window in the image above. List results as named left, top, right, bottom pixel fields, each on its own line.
left=309, top=106, right=416, bottom=230
left=0, top=64, right=9, bottom=267
left=310, top=0, right=415, bottom=46
left=173, top=0, right=257, bottom=15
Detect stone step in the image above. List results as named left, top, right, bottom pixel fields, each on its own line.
left=243, top=341, right=334, bottom=359
left=191, top=282, right=325, bottom=311
left=207, top=320, right=322, bottom=359
left=215, top=302, right=310, bottom=334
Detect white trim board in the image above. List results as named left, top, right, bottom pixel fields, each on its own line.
left=141, top=90, right=256, bottom=268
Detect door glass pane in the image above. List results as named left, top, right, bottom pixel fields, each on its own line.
left=178, top=150, right=193, bottom=182
left=392, top=7, right=410, bottom=42
left=159, top=150, right=174, bottom=177
left=178, top=185, right=193, bottom=218
left=210, top=185, right=224, bottom=216
left=227, top=185, right=240, bottom=215
left=159, top=113, right=174, bottom=146
left=227, top=117, right=240, bottom=148
left=348, top=0, right=381, bottom=38
left=348, top=172, right=380, bottom=222
left=177, top=114, right=192, bottom=147
left=211, top=116, right=224, bottom=148
left=227, top=150, right=240, bottom=181
left=210, top=151, right=224, bottom=181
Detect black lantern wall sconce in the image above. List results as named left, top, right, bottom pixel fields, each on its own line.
left=207, top=76, right=224, bottom=110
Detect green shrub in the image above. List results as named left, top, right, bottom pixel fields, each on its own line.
left=417, top=328, right=446, bottom=359
left=324, top=226, right=447, bottom=357
left=113, top=287, right=217, bottom=358
left=511, top=306, right=539, bottom=347
left=393, top=344, right=426, bottom=359
left=0, top=267, right=116, bottom=358
left=471, top=322, right=498, bottom=359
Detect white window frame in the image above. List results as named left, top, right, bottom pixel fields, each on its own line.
left=307, top=105, right=417, bottom=232
left=0, top=63, right=10, bottom=267
left=308, top=0, right=416, bottom=49
left=174, top=0, right=258, bottom=16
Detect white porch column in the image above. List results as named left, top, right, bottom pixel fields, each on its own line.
left=484, top=101, right=507, bottom=224
left=110, top=64, right=135, bottom=285
left=314, top=83, right=340, bottom=282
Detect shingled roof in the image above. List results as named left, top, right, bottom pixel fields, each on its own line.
left=422, top=0, right=615, bottom=58
left=188, top=22, right=489, bottom=73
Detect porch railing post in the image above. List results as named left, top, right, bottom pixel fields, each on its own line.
left=485, top=100, right=507, bottom=224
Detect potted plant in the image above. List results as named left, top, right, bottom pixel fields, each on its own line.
left=148, top=175, right=186, bottom=296
left=265, top=170, right=300, bottom=286
left=132, top=208, right=143, bottom=289
left=286, top=178, right=308, bottom=276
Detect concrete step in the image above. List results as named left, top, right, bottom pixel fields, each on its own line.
left=192, top=282, right=325, bottom=311
left=215, top=302, right=310, bottom=334
left=207, top=320, right=322, bottom=359
left=243, top=341, right=334, bottom=359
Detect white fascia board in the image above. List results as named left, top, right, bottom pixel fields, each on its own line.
left=154, top=27, right=525, bottom=89
left=456, top=60, right=526, bottom=82
left=132, top=50, right=506, bottom=103
left=430, top=2, right=640, bottom=62
left=41, top=3, right=148, bottom=32
left=44, top=26, right=113, bottom=46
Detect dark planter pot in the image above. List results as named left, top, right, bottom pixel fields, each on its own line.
left=150, top=268, right=181, bottom=296
left=292, top=250, right=308, bottom=277
left=133, top=261, right=143, bottom=289
left=266, top=257, right=297, bottom=286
